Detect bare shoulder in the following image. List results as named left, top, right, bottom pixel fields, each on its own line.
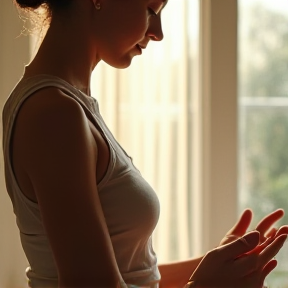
left=12, top=87, right=121, bottom=286
left=15, top=87, right=96, bottom=172
left=16, top=86, right=89, bottom=137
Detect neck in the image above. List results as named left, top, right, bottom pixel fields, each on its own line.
left=25, top=11, right=99, bottom=96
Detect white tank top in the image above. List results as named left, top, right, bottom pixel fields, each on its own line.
left=2, top=75, right=161, bottom=288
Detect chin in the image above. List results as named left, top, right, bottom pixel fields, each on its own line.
left=104, top=55, right=135, bottom=69
left=107, top=61, right=132, bottom=69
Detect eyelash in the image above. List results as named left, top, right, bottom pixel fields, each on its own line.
left=148, top=7, right=157, bottom=16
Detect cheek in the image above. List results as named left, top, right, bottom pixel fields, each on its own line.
left=114, top=17, right=148, bottom=45
left=132, top=16, right=149, bottom=40
left=116, top=6, right=148, bottom=33
left=100, top=5, right=149, bottom=45
left=123, top=12, right=148, bottom=31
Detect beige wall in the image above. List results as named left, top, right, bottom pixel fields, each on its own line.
left=0, top=1, right=30, bottom=287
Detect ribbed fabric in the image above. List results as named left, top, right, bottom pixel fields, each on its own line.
left=2, top=75, right=161, bottom=288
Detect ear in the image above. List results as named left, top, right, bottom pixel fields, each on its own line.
left=92, top=0, right=101, bottom=10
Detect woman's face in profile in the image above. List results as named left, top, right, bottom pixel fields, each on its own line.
left=92, top=0, right=166, bottom=68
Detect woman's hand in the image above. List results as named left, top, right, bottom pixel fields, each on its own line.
left=188, top=231, right=287, bottom=288
left=219, top=209, right=288, bottom=253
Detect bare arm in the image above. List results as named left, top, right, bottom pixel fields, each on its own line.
left=158, top=256, right=203, bottom=288
left=18, top=88, right=123, bottom=288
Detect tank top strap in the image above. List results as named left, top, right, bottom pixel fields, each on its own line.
left=3, top=74, right=103, bottom=153
left=16, top=74, right=97, bottom=115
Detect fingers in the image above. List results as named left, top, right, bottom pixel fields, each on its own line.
left=245, top=236, right=274, bottom=256
left=220, top=231, right=260, bottom=259
left=257, top=226, right=288, bottom=255
left=256, top=209, right=284, bottom=241
left=260, top=259, right=278, bottom=284
left=234, top=234, right=286, bottom=277
left=228, top=209, right=253, bottom=237
left=263, top=225, right=288, bottom=247
left=258, top=234, right=287, bottom=268
left=274, top=225, right=288, bottom=238
left=266, top=227, right=277, bottom=238
left=223, top=209, right=286, bottom=248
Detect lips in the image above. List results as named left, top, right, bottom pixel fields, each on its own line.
left=138, top=44, right=146, bottom=49
left=136, top=44, right=142, bottom=54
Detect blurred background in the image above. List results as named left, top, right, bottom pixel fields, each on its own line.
left=0, top=0, right=288, bottom=287
left=238, top=1, right=288, bottom=286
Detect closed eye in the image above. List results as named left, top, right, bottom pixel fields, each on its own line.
left=148, top=7, right=157, bottom=16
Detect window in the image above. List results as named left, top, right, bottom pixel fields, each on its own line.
left=238, top=0, right=288, bottom=286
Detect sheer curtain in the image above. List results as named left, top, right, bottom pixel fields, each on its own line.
left=91, top=0, right=199, bottom=262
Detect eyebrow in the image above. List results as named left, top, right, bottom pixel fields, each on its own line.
left=151, top=0, right=168, bottom=14
left=161, top=0, right=168, bottom=10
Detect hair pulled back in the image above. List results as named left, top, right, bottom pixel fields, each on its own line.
left=16, top=0, right=48, bottom=9
left=14, top=0, right=70, bottom=12
left=14, top=0, right=71, bottom=31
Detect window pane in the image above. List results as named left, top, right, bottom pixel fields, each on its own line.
left=238, top=0, right=288, bottom=286
left=91, top=0, right=199, bottom=262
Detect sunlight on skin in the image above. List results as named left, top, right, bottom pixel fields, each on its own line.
left=220, top=209, right=288, bottom=255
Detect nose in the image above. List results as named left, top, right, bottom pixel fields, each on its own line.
left=146, top=17, right=164, bottom=41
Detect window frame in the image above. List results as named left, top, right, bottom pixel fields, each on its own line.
left=192, top=0, right=238, bottom=254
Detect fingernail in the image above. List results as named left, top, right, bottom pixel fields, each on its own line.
left=185, top=280, right=196, bottom=288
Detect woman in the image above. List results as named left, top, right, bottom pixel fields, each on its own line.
left=2, top=0, right=288, bottom=287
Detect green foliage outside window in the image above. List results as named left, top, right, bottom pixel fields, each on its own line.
left=239, top=2, right=288, bottom=287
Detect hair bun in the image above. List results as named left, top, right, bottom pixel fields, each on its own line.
left=16, top=0, right=45, bottom=9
